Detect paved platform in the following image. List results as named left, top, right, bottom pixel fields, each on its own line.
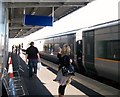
left=19, top=53, right=87, bottom=96
left=6, top=53, right=119, bottom=97
left=37, top=64, right=87, bottom=96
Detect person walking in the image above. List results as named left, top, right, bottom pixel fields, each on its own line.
left=26, top=41, right=40, bottom=78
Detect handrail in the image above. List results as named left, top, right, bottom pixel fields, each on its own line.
left=2, top=68, right=26, bottom=96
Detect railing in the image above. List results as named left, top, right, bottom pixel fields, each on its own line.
left=2, top=68, right=26, bottom=96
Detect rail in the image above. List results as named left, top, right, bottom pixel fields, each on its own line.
left=2, top=68, right=26, bottom=96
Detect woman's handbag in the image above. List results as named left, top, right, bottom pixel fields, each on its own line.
left=62, top=64, right=75, bottom=76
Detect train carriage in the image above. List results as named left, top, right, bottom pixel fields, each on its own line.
left=82, top=20, right=120, bottom=82
left=35, top=19, right=120, bottom=84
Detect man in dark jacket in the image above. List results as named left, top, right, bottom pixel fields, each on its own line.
left=26, top=41, right=40, bottom=78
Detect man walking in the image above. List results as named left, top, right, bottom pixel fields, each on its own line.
left=26, top=41, right=40, bottom=78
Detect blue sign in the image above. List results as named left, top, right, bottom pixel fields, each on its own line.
left=24, top=15, right=53, bottom=26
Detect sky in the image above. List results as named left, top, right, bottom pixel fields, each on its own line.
left=9, top=0, right=120, bottom=50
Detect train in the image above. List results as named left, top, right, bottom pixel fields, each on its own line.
left=82, top=20, right=120, bottom=83
left=34, top=19, right=120, bottom=84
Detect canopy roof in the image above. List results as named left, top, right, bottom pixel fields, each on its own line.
left=3, top=0, right=93, bottom=38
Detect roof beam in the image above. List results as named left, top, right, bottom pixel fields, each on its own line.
left=3, top=0, right=91, bottom=3
left=5, top=2, right=89, bottom=8
left=9, top=26, right=40, bottom=30
left=10, top=18, right=22, bottom=23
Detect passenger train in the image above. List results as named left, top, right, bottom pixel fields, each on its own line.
left=34, top=19, right=120, bottom=84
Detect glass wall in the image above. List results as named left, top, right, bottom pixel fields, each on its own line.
left=0, top=2, right=8, bottom=96
left=0, top=2, right=3, bottom=77
left=0, top=2, right=8, bottom=77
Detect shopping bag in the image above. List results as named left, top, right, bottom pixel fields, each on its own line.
left=37, top=62, right=42, bottom=70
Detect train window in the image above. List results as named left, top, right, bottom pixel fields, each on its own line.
left=86, top=44, right=91, bottom=55
left=53, top=37, right=60, bottom=43
left=54, top=44, right=59, bottom=52
left=49, top=38, right=54, bottom=44
left=111, top=25, right=119, bottom=33
left=44, top=44, right=49, bottom=52
left=96, top=40, right=120, bottom=61
left=61, top=35, right=67, bottom=43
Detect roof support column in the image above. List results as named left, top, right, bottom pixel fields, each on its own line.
left=4, top=7, right=9, bottom=66
left=52, top=6, right=54, bottom=23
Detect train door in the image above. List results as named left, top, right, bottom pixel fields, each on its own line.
left=83, top=30, right=97, bottom=74
left=76, top=40, right=85, bottom=73
left=67, top=34, right=79, bottom=70
left=67, top=34, right=75, bottom=54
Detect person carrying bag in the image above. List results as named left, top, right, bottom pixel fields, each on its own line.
left=26, top=42, right=40, bottom=78
left=53, top=44, right=75, bottom=97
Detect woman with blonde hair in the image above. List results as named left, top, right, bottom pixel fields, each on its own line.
left=57, top=44, right=75, bottom=97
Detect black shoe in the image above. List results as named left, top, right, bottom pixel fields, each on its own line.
left=53, top=79, right=58, bottom=81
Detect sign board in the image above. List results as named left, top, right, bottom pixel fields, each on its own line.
left=24, top=15, right=53, bottom=26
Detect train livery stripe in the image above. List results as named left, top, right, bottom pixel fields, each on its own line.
left=95, top=58, right=120, bottom=63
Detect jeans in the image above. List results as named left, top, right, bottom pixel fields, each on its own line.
left=28, top=59, right=37, bottom=77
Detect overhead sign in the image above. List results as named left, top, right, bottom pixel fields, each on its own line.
left=24, top=15, right=53, bottom=26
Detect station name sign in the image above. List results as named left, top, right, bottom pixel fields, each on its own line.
left=24, top=14, right=53, bottom=26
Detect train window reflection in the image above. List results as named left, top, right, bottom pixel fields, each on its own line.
left=96, top=40, right=120, bottom=61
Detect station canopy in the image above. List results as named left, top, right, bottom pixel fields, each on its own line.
left=3, top=0, right=93, bottom=38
